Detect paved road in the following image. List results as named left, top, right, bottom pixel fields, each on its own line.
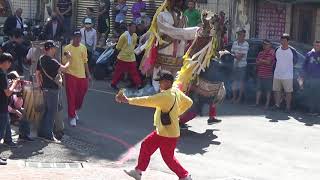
left=1, top=80, right=320, bottom=180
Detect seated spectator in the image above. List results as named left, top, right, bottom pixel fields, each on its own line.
left=36, top=40, right=70, bottom=142
left=80, top=18, right=97, bottom=70
left=131, top=0, right=146, bottom=22
left=7, top=71, right=23, bottom=124
left=254, top=39, right=275, bottom=109
left=110, top=22, right=142, bottom=90
left=300, top=40, right=320, bottom=115
left=42, top=15, right=64, bottom=41
left=114, top=0, right=128, bottom=34
left=82, top=7, right=96, bottom=27
left=135, top=9, right=151, bottom=30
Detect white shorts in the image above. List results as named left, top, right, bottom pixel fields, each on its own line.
left=273, top=79, right=293, bottom=93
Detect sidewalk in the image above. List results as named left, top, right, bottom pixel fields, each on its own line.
left=0, top=160, right=177, bottom=180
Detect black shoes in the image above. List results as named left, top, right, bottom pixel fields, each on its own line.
left=0, top=158, right=7, bottom=165
left=207, top=118, right=222, bottom=125
left=179, top=123, right=188, bottom=130
left=18, top=135, right=35, bottom=142
left=3, top=141, right=18, bottom=148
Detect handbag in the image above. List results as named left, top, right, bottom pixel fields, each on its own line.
left=39, top=58, right=63, bottom=88
left=160, top=93, right=176, bottom=126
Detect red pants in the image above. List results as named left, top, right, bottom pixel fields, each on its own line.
left=65, top=73, right=88, bottom=118
left=180, top=104, right=217, bottom=124
left=136, top=131, right=189, bottom=179
left=111, top=60, right=142, bottom=87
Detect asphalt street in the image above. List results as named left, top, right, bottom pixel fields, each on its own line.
left=1, top=80, right=320, bottom=180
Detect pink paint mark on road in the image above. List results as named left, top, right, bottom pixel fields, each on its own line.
left=77, top=126, right=137, bottom=165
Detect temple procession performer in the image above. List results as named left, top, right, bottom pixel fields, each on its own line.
left=139, top=0, right=199, bottom=93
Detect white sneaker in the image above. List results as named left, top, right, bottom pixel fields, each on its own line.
left=124, top=169, right=142, bottom=180
left=179, top=175, right=193, bottom=180
left=75, top=112, right=79, bottom=121
left=70, top=118, right=77, bottom=127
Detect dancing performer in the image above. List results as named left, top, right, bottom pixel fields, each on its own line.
left=139, top=0, right=199, bottom=93
left=116, top=72, right=193, bottom=180
left=174, top=12, right=226, bottom=129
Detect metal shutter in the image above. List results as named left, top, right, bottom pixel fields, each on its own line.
left=75, top=0, right=163, bottom=35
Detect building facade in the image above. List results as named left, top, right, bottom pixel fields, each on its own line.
left=230, top=0, right=320, bottom=46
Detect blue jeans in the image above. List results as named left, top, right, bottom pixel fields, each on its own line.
left=38, top=89, right=58, bottom=139
left=0, top=113, right=12, bottom=143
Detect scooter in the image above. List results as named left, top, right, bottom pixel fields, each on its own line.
left=93, top=39, right=117, bottom=80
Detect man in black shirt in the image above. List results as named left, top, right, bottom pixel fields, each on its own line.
left=1, top=29, right=28, bottom=75
left=36, top=40, right=70, bottom=142
left=0, top=53, right=19, bottom=149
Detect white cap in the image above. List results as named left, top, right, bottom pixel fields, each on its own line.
left=84, top=18, right=92, bottom=24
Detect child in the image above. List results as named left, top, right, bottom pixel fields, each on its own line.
left=110, top=22, right=142, bottom=90
left=7, top=71, right=24, bottom=124
left=0, top=53, right=18, bottom=148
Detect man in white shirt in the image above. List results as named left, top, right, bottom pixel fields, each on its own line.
left=231, top=28, right=249, bottom=103
left=273, top=33, right=295, bottom=112
left=80, top=18, right=97, bottom=70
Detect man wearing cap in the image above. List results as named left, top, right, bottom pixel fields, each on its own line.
left=231, top=28, right=249, bottom=103
left=111, top=21, right=142, bottom=90
left=254, top=39, right=275, bottom=109
left=80, top=18, right=97, bottom=70
left=36, top=40, right=70, bottom=142
left=116, top=72, right=194, bottom=180
left=62, top=30, right=90, bottom=127
left=273, top=33, right=297, bottom=113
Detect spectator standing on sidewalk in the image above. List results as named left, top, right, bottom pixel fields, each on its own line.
left=82, top=7, right=96, bottom=27
left=1, top=29, right=28, bottom=75
left=3, top=8, right=23, bottom=36
left=300, top=40, right=320, bottom=115
left=183, top=0, right=201, bottom=27
left=80, top=18, right=97, bottom=71
left=131, top=0, right=146, bottom=23
left=273, top=34, right=297, bottom=113
left=116, top=72, right=194, bottom=180
left=254, top=39, right=275, bottom=109
left=42, top=15, right=64, bottom=41
left=231, top=28, right=249, bottom=103
left=110, top=22, right=142, bottom=90
left=62, top=30, right=91, bottom=127
left=56, top=0, right=73, bottom=42
left=97, top=0, right=111, bottom=46
left=0, top=53, right=18, bottom=148
left=36, top=40, right=70, bottom=142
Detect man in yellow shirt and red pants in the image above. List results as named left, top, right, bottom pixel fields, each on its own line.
left=116, top=72, right=193, bottom=180
left=111, top=22, right=142, bottom=90
left=62, top=30, right=91, bottom=127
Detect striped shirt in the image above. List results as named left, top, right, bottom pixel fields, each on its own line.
left=57, top=0, right=72, bottom=17
left=256, top=49, right=275, bottom=78
left=231, top=40, right=249, bottom=68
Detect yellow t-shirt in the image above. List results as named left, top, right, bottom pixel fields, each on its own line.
left=62, top=44, right=88, bottom=78
left=128, top=88, right=193, bottom=138
left=116, top=32, right=138, bottom=62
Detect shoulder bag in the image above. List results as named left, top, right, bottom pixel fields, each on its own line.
left=160, top=92, right=176, bottom=126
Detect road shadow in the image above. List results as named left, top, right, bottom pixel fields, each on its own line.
left=264, top=111, right=290, bottom=122
left=176, top=129, right=221, bottom=155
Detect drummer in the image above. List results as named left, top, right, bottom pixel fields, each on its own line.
left=36, top=40, right=70, bottom=142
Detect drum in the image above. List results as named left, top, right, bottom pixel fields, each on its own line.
left=155, top=54, right=183, bottom=76
left=23, top=84, right=44, bottom=126
left=192, top=59, right=228, bottom=105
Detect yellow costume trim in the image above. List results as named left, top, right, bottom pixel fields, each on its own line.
left=174, top=34, right=218, bottom=92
